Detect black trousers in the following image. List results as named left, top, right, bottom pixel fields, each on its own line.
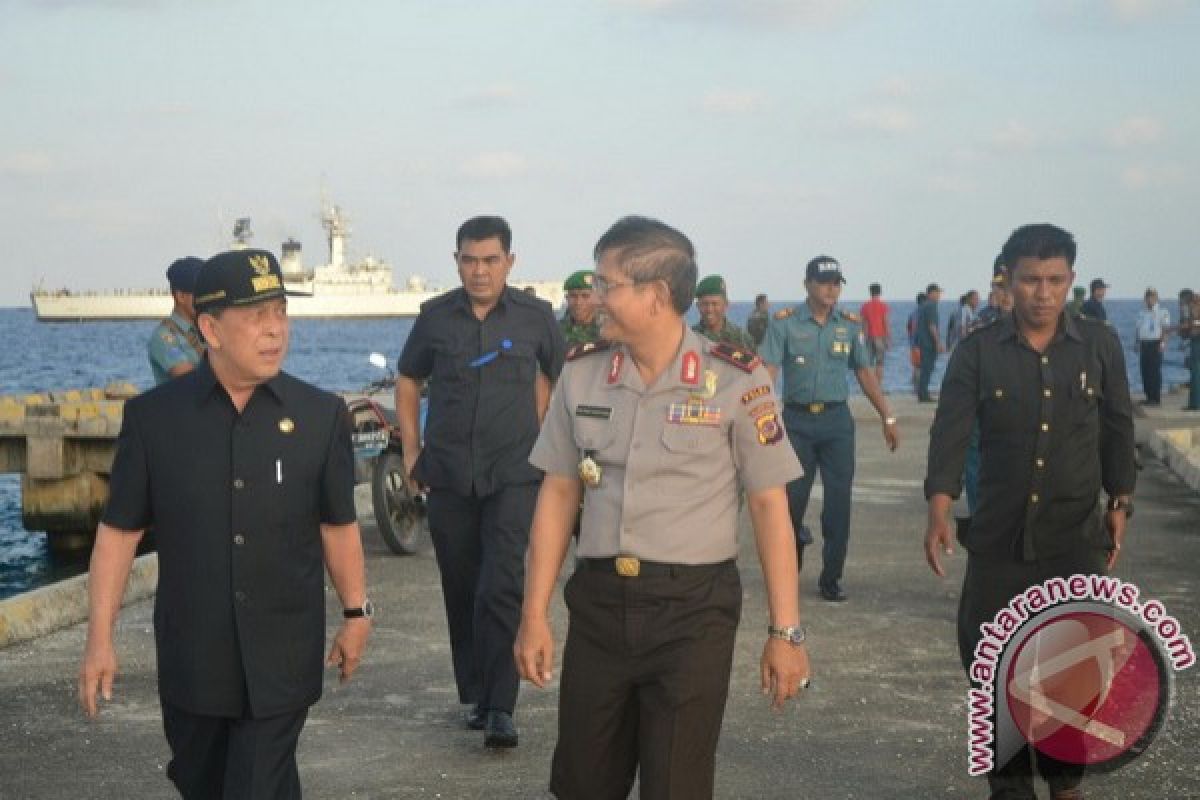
left=161, top=702, right=308, bottom=800
left=918, top=344, right=938, bottom=400
left=426, top=482, right=537, bottom=713
left=958, top=547, right=1108, bottom=799
left=1139, top=339, right=1163, bottom=403
left=550, top=560, right=741, bottom=800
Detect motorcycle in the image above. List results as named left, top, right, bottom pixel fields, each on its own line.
left=345, top=353, right=427, bottom=555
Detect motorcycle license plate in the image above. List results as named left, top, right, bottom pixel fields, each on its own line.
left=352, top=429, right=389, bottom=458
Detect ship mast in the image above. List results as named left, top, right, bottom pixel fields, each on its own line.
left=322, top=204, right=349, bottom=269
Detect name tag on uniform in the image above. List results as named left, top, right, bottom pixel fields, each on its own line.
left=575, top=404, right=612, bottom=420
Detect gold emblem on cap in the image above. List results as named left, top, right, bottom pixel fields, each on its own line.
left=278, top=417, right=295, bottom=434
left=249, top=254, right=271, bottom=276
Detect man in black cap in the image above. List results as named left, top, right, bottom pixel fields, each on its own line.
left=147, top=257, right=206, bottom=385
left=396, top=216, right=565, bottom=748
left=915, top=282, right=944, bottom=401
left=1080, top=278, right=1109, bottom=321
left=761, top=256, right=899, bottom=602
left=80, top=248, right=372, bottom=799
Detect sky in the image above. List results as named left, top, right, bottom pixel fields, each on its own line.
left=1, top=0, right=1198, bottom=306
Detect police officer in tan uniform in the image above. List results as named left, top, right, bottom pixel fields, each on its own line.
left=515, top=216, right=810, bottom=800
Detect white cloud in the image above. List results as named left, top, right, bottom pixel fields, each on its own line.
left=700, top=89, right=768, bottom=115
left=1119, top=162, right=1183, bottom=189
left=458, top=83, right=522, bottom=106
left=1107, top=115, right=1164, bottom=147
left=1108, top=0, right=1185, bottom=23
left=607, top=0, right=865, bottom=27
left=989, top=121, right=1038, bottom=152
left=848, top=105, right=916, bottom=135
left=0, top=151, right=56, bottom=176
left=458, top=151, right=529, bottom=180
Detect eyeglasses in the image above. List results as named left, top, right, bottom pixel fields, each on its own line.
left=593, top=275, right=642, bottom=295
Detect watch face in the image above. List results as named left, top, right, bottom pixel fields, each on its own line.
left=363, top=599, right=376, bottom=618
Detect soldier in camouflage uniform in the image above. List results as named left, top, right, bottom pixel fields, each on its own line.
left=559, top=270, right=602, bottom=345
left=692, top=274, right=756, bottom=351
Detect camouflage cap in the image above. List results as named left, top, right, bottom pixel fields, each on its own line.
left=563, top=270, right=595, bottom=291
left=194, top=249, right=287, bottom=314
left=695, top=274, right=728, bottom=298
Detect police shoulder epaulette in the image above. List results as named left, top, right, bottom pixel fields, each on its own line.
left=708, top=342, right=760, bottom=373
left=566, top=340, right=614, bottom=361
left=840, top=310, right=860, bottom=323
left=773, top=307, right=795, bottom=320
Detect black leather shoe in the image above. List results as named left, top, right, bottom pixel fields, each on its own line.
left=819, top=582, right=848, bottom=603
left=484, top=711, right=518, bottom=748
left=464, top=705, right=486, bottom=731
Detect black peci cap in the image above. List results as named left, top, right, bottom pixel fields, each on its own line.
left=166, top=257, right=204, bottom=293
left=805, top=256, right=845, bottom=284
left=1090, top=278, right=1109, bottom=291
left=194, top=249, right=288, bottom=314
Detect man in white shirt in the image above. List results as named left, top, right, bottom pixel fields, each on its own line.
left=1135, top=287, right=1171, bottom=405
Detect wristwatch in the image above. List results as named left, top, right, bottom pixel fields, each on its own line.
left=1106, top=497, right=1134, bottom=519
left=884, top=416, right=897, bottom=426
left=767, top=625, right=807, bottom=646
left=343, top=598, right=376, bottom=620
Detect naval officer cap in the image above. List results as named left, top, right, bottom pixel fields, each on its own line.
left=166, top=257, right=204, bottom=294
left=805, top=256, right=845, bottom=284
left=695, top=275, right=728, bottom=298
left=194, top=249, right=288, bottom=314
left=563, top=270, right=595, bottom=291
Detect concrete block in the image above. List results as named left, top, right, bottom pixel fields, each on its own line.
left=0, top=554, right=158, bottom=648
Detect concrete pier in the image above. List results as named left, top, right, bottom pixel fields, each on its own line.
left=0, top=394, right=1196, bottom=799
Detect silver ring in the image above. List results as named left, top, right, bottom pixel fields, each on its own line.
left=799, top=678, right=811, bottom=690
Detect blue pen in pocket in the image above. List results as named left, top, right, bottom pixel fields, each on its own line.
left=470, top=338, right=513, bottom=368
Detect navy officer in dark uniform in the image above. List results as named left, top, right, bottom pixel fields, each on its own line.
left=760, top=256, right=899, bottom=602
left=79, top=249, right=372, bottom=799
left=396, top=216, right=565, bottom=748
left=925, top=224, right=1136, bottom=799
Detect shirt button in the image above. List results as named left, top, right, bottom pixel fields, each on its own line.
left=1031, top=493, right=1040, bottom=504
left=233, top=534, right=245, bottom=546
left=233, top=478, right=245, bottom=490
left=1041, top=423, right=1050, bottom=432
left=1040, top=356, right=1049, bottom=365
left=1043, top=389, right=1052, bottom=398
left=1036, top=458, right=1045, bottom=468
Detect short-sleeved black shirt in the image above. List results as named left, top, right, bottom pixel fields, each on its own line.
left=924, top=313, right=1136, bottom=561
left=103, top=359, right=356, bottom=719
left=398, top=286, right=566, bottom=497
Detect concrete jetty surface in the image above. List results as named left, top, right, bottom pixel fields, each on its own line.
left=1, top=394, right=1197, bottom=799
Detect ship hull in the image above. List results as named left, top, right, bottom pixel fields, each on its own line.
left=31, top=282, right=563, bottom=321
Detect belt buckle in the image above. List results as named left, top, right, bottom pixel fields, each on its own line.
left=808, top=403, right=825, bottom=413
left=614, top=555, right=641, bottom=577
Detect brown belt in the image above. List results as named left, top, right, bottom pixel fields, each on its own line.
left=578, top=556, right=735, bottom=578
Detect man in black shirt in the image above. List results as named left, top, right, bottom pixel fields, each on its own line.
left=396, top=216, right=565, bottom=748
left=924, top=224, right=1135, bottom=799
left=79, top=249, right=371, bottom=799
left=1079, top=278, right=1108, bottom=321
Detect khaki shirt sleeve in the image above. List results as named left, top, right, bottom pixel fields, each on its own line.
left=731, top=363, right=802, bottom=493
left=528, top=371, right=579, bottom=479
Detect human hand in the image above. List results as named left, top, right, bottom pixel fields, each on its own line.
left=327, top=618, right=371, bottom=684
left=79, top=638, right=118, bottom=718
left=514, top=616, right=555, bottom=688
left=925, top=513, right=955, bottom=577
left=761, top=639, right=810, bottom=710
left=1104, top=510, right=1128, bottom=572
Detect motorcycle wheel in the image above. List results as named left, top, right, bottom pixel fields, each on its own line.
left=371, top=450, right=424, bottom=555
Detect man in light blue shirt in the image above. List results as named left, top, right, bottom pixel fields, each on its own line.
left=146, top=257, right=206, bottom=385
left=760, top=256, right=899, bottom=602
left=1135, top=287, right=1170, bottom=405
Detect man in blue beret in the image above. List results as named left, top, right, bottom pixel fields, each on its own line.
left=147, top=257, right=206, bottom=385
